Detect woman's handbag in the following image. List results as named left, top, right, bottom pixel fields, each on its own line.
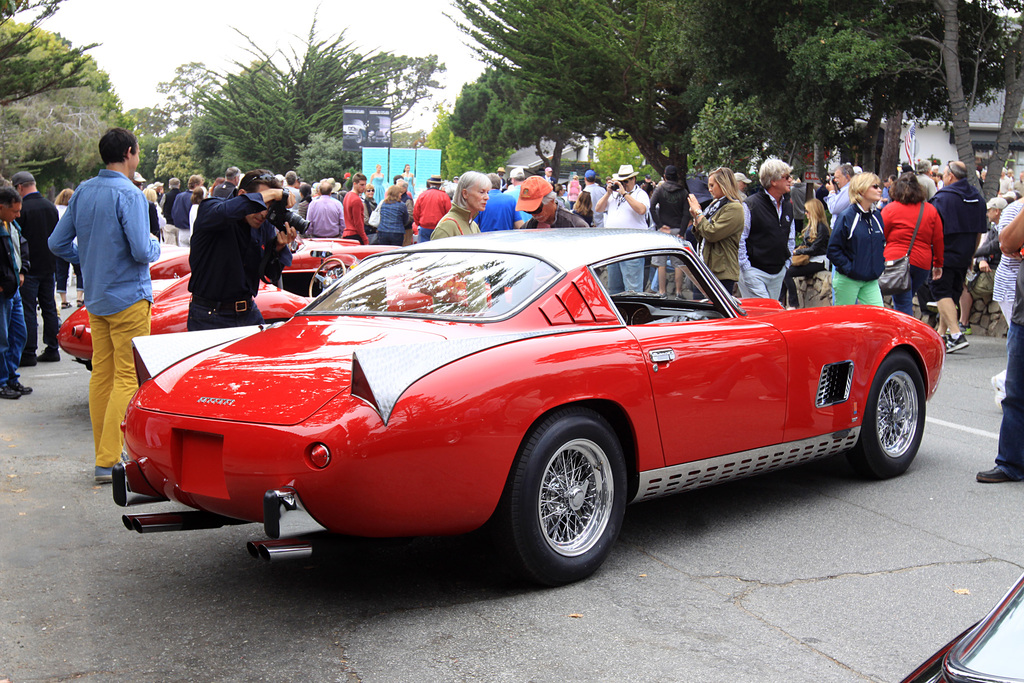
left=878, top=204, right=924, bottom=296
left=367, top=203, right=382, bottom=228
left=969, top=270, right=995, bottom=300
left=791, top=253, right=810, bottom=267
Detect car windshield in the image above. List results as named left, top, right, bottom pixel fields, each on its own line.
left=305, top=250, right=560, bottom=319
left=950, top=576, right=1024, bottom=679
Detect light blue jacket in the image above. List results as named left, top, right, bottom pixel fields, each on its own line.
left=48, top=169, right=161, bottom=316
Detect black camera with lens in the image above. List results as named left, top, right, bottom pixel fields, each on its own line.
left=266, top=198, right=289, bottom=232
left=610, top=181, right=621, bottom=192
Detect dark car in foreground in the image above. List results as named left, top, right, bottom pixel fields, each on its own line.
left=902, top=571, right=1024, bottom=683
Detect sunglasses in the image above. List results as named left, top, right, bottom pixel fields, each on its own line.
left=871, top=184, right=882, bottom=190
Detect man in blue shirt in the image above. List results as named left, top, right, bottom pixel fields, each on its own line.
left=476, top=173, right=524, bottom=231
left=49, top=127, right=162, bottom=483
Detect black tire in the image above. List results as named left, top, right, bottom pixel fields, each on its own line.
left=846, top=350, right=926, bottom=479
left=492, top=407, right=627, bottom=586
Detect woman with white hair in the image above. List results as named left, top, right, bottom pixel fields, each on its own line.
left=430, top=171, right=490, bottom=240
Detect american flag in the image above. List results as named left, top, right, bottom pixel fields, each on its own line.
left=905, top=121, right=916, bottom=165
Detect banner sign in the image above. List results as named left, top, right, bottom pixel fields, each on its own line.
left=343, top=107, right=391, bottom=151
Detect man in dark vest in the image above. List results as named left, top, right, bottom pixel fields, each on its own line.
left=739, top=158, right=795, bottom=299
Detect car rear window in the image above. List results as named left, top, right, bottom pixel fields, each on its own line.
left=306, top=251, right=560, bottom=319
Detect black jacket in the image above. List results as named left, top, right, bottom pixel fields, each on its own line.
left=650, top=180, right=689, bottom=231
left=18, top=192, right=59, bottom=276
left=162, top=187, right=182, bottom=224
left=794, top=222, right=830, bottom=258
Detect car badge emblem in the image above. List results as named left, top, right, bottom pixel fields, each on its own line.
left=198, top=396, right=235, bottom=405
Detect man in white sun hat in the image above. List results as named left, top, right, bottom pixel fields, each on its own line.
left=594, top=164, right=652, bottom=293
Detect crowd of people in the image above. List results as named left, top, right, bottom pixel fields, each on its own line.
left=6, top=125, right=1024, bottom=485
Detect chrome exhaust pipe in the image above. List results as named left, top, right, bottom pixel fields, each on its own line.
left=122, top=511, right=249, bottom=534
left=112, top=460, right=167, bottom=507
left=247, top=539, right=313, bottom=562
left=263, top=488, right=328, bottom=539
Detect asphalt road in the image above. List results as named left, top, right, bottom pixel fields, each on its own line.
left=1, top=330, right=1021, bottom=683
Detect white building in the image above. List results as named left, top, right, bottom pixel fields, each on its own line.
left=902, top=93, right=1024, bottom=171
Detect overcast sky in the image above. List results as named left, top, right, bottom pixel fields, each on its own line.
left=24, top=0, right=486, bottom=130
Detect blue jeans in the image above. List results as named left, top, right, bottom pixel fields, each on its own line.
left=418, top=227, right=434, bottom=242
left=607, top=259, right=645, bottom=294
left=0, top=290, right=27, bottom=385
left=377, top=231, right=404, bottom=246
left=739, top=266, right=786, bottom=300
left=891, top=265, right=930, bottom=316
left=20, top=272, right=60, bottom=353
left=187, top=301, right=264, bottom=331
left=997, top=322, right=1024, bottom=480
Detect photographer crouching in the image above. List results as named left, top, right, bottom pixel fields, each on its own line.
left=187, top=169, right=297, bottom=331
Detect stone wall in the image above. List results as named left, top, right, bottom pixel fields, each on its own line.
left=792, top=271, right=1007, bottom=337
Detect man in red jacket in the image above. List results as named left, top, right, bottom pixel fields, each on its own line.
left=413, top=175, right=452, bottom=243
left=342, top=173, right=368, bottom=244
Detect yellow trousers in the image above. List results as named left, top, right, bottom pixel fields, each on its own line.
left=88, top=299, right=151, bottom=468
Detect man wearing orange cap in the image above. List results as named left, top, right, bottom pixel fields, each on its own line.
left=516, top=176, right=589, bottom=229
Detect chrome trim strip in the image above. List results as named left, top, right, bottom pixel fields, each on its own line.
left=631, top=429, right=861, bottom=503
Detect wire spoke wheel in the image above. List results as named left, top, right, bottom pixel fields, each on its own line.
left=493, top=407, right=626, bottom=585
left=876, top=370, right=919, bottom=458
left=847, top=351, right=925, bottom=479
left=538, top=438, right=613, bottom=557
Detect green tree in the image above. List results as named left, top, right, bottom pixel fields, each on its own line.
left=127, top=107, right=172, bottom=137
left=295, top=132, right=359, bottom=183
left=0, top=23, right=125, bottom=187
left=453, top=0, right=698, bottom=174
left=154, top=130, right=198, bottom=182
left=426, top=103, right=506, bottom=178
left=450, top=68, right=582, bottom=177
left=155, top=62, right=214, bottom=130
left=593, top=132, right=652, bottom=181
left=198, top=19, right=445, bottom=171
left=690, top=96, right=773, bottom=173
left=0, top=3, right=95, bottom=106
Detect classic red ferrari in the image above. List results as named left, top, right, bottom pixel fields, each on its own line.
left=114, top=229, right=945, bottom=585
left=57, top=275, right=308, bottom=365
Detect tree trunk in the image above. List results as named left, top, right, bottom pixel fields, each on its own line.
left=879, top=110, right=904, bottom=180
left=860, top=99, right=883, bottom=174
left=984, top=24, right=1024, bottom=199
left=934, top=0, right=980, bottom=187
left=550, top=138, right=564, bottom=179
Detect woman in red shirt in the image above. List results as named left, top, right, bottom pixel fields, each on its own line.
left=880, top=173, right=945, bottom=315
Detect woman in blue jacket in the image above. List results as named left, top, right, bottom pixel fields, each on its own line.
left=827, top=173, right=886, bottom=306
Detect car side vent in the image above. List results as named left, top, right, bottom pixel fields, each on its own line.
left=816, top=361, right=854, bottom=407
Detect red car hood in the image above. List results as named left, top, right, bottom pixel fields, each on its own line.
left=140, top=317, right=450, bottom=425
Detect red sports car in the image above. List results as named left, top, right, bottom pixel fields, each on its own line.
left=114, top=229, right=945, bottom=585
left=57, top=275, right=308, bottom=365
left=149, top=237, right=395, bottom=296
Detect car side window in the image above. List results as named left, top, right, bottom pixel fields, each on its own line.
left=592, top=251, right=728, bottom=325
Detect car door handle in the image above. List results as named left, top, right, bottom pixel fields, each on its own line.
left=649, top=348, right=675, bottom=364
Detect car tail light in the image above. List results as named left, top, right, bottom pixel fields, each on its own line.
left=72, top=324, right=85, bottom=338
left=308, top=443, right=331, bottom=469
